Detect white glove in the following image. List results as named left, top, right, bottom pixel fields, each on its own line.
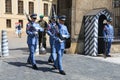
left=62, top=35, right=66, bottom=38
left=59, top=39, right=63, bottom=43
left=34, top=32, right=38, bottom=35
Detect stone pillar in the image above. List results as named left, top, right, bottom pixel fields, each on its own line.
left=67, top=0, right=78, bottom=54
left=71, top=0, right=76, bottom=40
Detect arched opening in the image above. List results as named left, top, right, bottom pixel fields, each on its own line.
left=98, top=15, right=107, bottom=54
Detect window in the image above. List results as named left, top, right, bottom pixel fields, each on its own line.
left=29, top=2, right=34, bottom=15
left=6, top=19, right=11, bottom=28
left=113, top=0, right=120, bottom=8
left=44, top=3, right=48, bottom=16
left=5, top=0, right=12, bottom=13
left=18, top=0, right=23, bottom=14
left=52, top=4, right=57, bottom=17
left=19, top=20, right=23, bottom=28
left=112, top=0, right=120, bottom=38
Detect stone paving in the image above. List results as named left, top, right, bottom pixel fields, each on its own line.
left=0, top=31, right=120, bottom=80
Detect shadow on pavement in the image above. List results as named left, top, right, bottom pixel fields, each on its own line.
left=9, top=47, right=29, bottom=52
left=37, top=67, right=59, bottom=73
left=4, top=61, right=27, bottom=67
left=9, top=47, right=51, bottom=54
left=36, top=60, right=52, bottom=66
left=4, top=60, right=59, bottom=74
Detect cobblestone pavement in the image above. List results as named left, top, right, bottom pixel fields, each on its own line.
left=0, top=31, right=120, bottom=80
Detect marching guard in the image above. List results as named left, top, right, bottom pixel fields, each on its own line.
left=26, top=14, right=44, bottom=70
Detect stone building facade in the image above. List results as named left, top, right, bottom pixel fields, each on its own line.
left=0, top=0, right=120, bottom=54
left=58, top=0, right=120, bottom=54
left=0, top=0, right=57, bottom=31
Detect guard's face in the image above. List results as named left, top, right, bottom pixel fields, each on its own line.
left=51, top=19, right=55, bottom=22
left=59, top=19, right=65, bottom=24
left=31, top=18, right=36, bottom=21
left=40, top=18, right=43, bottom=20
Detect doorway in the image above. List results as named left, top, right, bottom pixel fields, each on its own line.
left=57, top=0, right=72, bottom=48
left=98, top=15, right=107, bottom=54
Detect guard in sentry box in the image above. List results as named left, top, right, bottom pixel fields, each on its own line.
left=103, top=18, right=114, bottom=57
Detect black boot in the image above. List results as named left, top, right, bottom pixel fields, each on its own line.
left=48, top=59, right=53, bottom=63
left=27, top=59, right=31, bottom=64
left=59, top=70, right=66, bottom=75
left=32, top=64, right=38, bottom=70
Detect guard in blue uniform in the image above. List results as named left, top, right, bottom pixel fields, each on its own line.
left=54, top=15, right=70, bottom=75
left=47, top=16, right=57, bottom=63
left=26, top=14, right=43, bottom=70
left=103, top=18, right=114, bottom=57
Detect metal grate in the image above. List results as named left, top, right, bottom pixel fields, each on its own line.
left=112, top=0, right=120, bottom=39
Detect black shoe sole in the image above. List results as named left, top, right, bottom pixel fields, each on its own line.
left=32, top=65, right=39, bottom=70
left=32, top=67, right=38, bottom=70
left=48, top=60, right=53, bottom=63
left=59, top=71, right=66, bottom=75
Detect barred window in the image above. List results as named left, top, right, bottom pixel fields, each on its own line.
left=112, top=0, right=120, bottom=38
left=19, top=20, right=23, bottom=28
left=29, top=2, right=34, bottom=15
left=6, top=19, right=11, bottom=28
left=5, top=0, right=12, bottom=13
left=18, top=0, right=23, bottom=14
left=44, top=3, right=48, bottom=16
left=113, top=0, right=120, bottom=8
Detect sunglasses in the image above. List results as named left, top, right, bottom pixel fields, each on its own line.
left=33, top=18, right=36, bottom=19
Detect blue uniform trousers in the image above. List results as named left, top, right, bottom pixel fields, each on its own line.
left=54, top=41, right=64, bottom=71
left=27, top=44, right=37, bottom=65
left=48, top=37, right=56, bottom=62
left=105, top=41, right=112, bottom=55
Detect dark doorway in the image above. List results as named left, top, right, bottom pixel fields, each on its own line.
left=57, top=0, right=72, bottom=49
left=57, top=0, right=72, bottom=34
left=98, top=15, right=107, bottom=54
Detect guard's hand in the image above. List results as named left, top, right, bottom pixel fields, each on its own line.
left=34, top=32, right=38, bottom=35
left=62, top=35, right=67, bottom=38
left=59, top=39, right=63, bottom=43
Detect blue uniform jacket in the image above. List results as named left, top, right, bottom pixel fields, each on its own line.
left=103, top=24, right=114, bottom=42
left=56, top=23, right=70, bottom=49
left=47, top=22, right=57, bottom=45
left=26, top=22, right=44, bottom=45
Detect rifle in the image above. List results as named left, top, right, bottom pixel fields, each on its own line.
left=52, top=7, right=71, bottom=48
left=52, top=6, right=57, bottom=21
left=24, top=10, right=38, bottom=32
left=24, top=10, right=31, bottom=22
left=52, top=6, right=66, bottom=41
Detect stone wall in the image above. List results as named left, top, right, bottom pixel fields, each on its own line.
left=111, top=41, right=120, bottom=53
left=70, top=0, right=113, bottom=54
left=73, top=0, right=112, bottom=36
